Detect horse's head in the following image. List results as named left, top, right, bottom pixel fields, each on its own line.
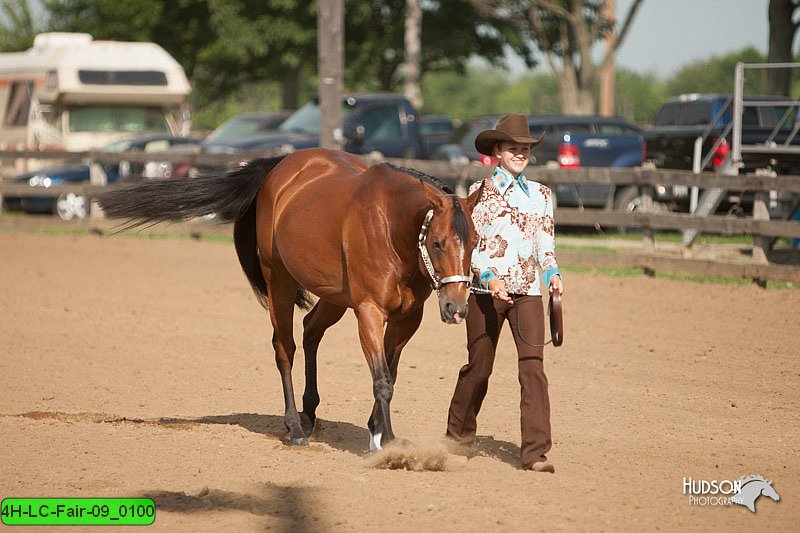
left=762, top=480, right=780, bottom=502
left=420, top=184, right=483, bottom=324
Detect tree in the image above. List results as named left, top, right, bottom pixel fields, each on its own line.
left=766, top=0, right=800, bottom=96
left=345, top=0, right=537, bottom=92
left=665, top=47, right=767, bottom=97
left=0, top=0, right=40, bottom=52
left=474, top=0, right=643, bottom=115
left=197, top=1, right=317, bottom=110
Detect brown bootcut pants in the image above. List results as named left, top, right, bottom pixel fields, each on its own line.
left=447, top=293, right=551, bottom=469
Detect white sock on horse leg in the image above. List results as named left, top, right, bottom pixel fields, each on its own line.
left=369, top=431, right=383, bottom=451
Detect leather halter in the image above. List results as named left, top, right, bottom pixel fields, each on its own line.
left=417, top=209, right=471, bottom=291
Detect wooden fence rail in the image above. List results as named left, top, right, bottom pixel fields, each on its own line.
left=1, top=149, right=799, bottom=284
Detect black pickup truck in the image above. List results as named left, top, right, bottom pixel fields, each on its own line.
left=644, top=93, right=800, bottom=175
left=201, top=93, right=447, bottom=160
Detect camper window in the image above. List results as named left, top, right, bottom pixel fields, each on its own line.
left=68, top=106, right=170, bottom=133
left=78, top=70, right=168, bottom=86
left=4, top=80, right=34, bottom=127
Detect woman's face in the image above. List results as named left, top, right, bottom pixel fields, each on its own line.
left=494, top=142, right=532, bottom=176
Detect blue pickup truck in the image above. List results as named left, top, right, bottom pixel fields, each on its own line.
left=528, top=116, right=646, bottom=210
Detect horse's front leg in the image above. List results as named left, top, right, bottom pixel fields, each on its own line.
left=354, top=303, right=394, bottom=449
left=367, top=308, right=424, bottom=450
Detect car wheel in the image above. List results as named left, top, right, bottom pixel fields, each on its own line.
left=614, top=186, right=644, bottom=213
left=613, top=186, right=667, bottom=233
left=55, top=192, right=89, bottom=221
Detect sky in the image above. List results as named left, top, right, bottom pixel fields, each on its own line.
left=611, top=0, right=773, bottom=77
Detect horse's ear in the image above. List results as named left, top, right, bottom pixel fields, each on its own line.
left=421, top=179, right=442, bottom=207
left=466, top=180, right=485, bottom=212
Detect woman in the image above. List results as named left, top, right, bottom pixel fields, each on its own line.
left=446, top=113, right=563, bottom=473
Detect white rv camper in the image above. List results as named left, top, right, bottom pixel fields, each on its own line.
left=0, top=32, right=191, bottom=156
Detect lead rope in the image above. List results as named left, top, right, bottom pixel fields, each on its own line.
left=510, top=292, right=564, bottom=348
left=471, top=284, right=561, bottom=348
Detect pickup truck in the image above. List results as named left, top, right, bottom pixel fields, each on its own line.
left=527, top=115, right=647, bottom=211
left=644, top=93, right=800, bottom=175
left=201, top=93, right=447, bottom=160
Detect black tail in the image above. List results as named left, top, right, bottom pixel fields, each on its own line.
left=232, top=192, right=312, bottom=311
left=98, top=156, right=286, bottom=226
left=100, top=156, right=315, bottom=309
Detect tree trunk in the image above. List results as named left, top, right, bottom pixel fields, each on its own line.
left=599, top=0, right=616, bottom=116
left=556, top=65, right=578, bottom=114
left=556, top=67, right=596, bottom=114
left=404, top=0, right=423, bottom=110
left=766, top=0, right=798, bottom=96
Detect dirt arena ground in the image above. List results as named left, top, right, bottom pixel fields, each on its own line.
left=1, top=225, right=798, bottom=532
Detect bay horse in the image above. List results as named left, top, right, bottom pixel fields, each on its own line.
left=99, top=148, right=482, bottom=450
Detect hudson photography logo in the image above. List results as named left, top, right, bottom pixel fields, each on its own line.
left=682, top=475, right=781, bottom=512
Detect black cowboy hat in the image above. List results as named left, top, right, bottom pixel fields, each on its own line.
left=474, top=113, right=544, bottom=156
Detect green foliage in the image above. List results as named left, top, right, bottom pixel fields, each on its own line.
left=0, top=0, right=38, bottom=51
left=191, top=80, right=283, bottom=132
left=423, top=44, right=782, bottom=126
left=665, top=47, right=768, bottom=96
left=344, top=0, right=536, bottom=92
left=615, top=69, right=667, bottom=124
left=421, top=69, right=561, bottom=119
left=42, top=0, right=164, bottom=42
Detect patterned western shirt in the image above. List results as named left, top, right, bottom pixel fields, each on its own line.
left=470, top=166, right=560, bottom=296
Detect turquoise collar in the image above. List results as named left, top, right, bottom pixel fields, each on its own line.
left=491, top=167, right=529, bottom=197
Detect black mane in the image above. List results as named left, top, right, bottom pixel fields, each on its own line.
left=386, top=163, right=469, bottom=243
left=386, top=163, right=454, bottom=194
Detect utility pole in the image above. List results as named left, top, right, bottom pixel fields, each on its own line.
left=318, top=0, right=344, bottom=149
left=599, top=0, right=616, bottom=117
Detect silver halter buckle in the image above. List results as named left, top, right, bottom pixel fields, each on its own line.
left=417, top=209, right=471, bottom=291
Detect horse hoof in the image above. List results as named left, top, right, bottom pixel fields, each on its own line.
left=299, top=412, right=316, bottom=434
left=287, top=437, right=309, bottom=446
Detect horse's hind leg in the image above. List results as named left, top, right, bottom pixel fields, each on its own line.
left=367, top=308, right=424, bottom=450
left=301, top=299, right=347, bottom=433
left=263, top=266, right=307, bottom=445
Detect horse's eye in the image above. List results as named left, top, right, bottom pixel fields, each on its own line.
left=432, top=239, right=442, bottom=250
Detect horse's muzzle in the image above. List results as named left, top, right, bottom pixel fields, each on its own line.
left=440, top=299, right=468, bottom=324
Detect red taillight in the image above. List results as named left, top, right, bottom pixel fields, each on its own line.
left=479, top=154, right=498, bottom=166
left=172, top=163, right=191, bottom=178
left=559, top=141, right=580, bottom=168
left=711, top=137, right=730, bottom=170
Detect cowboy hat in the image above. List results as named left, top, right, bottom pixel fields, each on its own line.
left=474, top=114, right=544, bottom=156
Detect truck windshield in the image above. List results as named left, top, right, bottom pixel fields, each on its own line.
left=278, top=101, right=353, bottom=136
left=69, top=106, right=170, bottom=133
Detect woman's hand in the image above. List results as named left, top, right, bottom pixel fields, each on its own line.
left=488, top=278, right=513, bottom=304
left=549, top=275, right=564, bottom=295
